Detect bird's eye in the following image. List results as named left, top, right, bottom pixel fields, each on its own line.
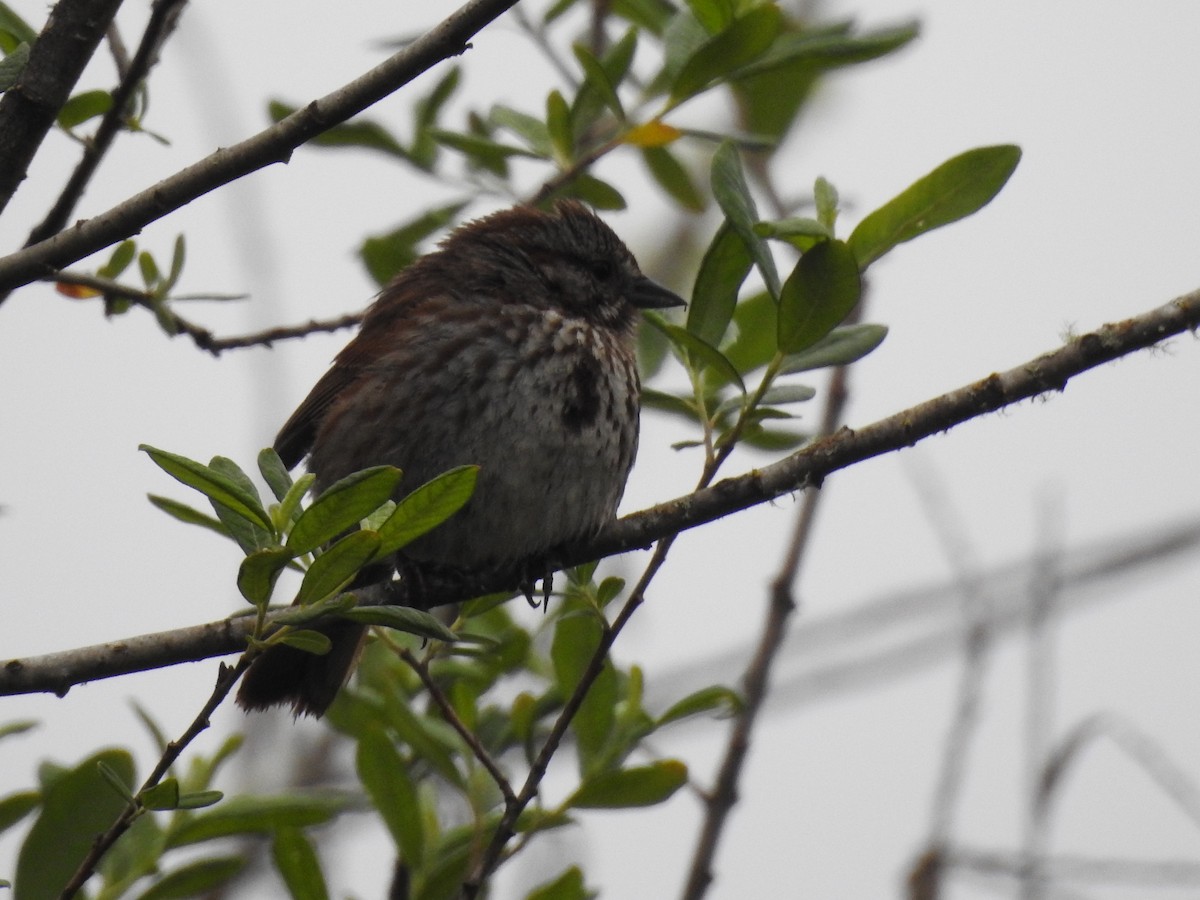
left=588, top=258, right=616, bottom=280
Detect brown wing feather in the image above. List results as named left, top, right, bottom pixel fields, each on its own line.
left=274, top=363, right=363, bottom=468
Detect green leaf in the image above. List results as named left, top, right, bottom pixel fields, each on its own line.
left=641, top=145, right=704, bottom=211
left=277, top=472, right=315, bottom=530
left=210, top=456, right=274, bottom=552
left=138, top=250, right=160, bottom=289
left=15, top=749, right=135, bottom=900
left=567, top=759, right=688, bottom=809
left=140, top=445, right=273, bottom=532
left=526, top=865, right=591, bottom=900
left=573, top=43, right=624, bottom=120
left=271, top=828, right=329, bottom=900
left=548, top=90, right=573, bottom=163
left=132, top=856, right=245, bottom=900
left=780, top=323, right=888, bottom=374
left=610, top=0, right=674, bottom=34
left=754, top=216, right=832, bottom=254
left=57, top=89, right=112, bottom=129
left=286, top=466, right=402, bottom=555
left=140, top=778, right=180, bottom=811
left=415, top=67, right=461, bottom=130
left=166, top=793, right=352, bottom=848
left=658, top=685, right=742, bottom=726
left=98, top=240, right=137, bottom=279
left=0, top=3, right=37, bottom=47
left=375, top=465, right=478, bottom=558
left=670, top=5, right=780, bottom=102
left=777, top=239, right=862, bottom=354
left=237, top=547, right=292, bottom=605
left=848, top=144, right=1022, bottom=269
left=488, top=104, right=554, bottom=156
left=563, top=172, right=627, bottom=210
left=0, top=719, right=36, bottom=741
left=711, top=141, right=780, bottom=298
left=360, top=201, right=467, bottom=286
left=278, top=630, right=332, bottom=654
left=336, top=605, right=457, bottom=643
left=431, top=128, right=544, bottom=166
left=720, top=290, right=775, bottom=376
left=273, top=592, right=358, bottom=627
left=147, top=495, right=232, bottom=539
left=737, top=20, right=920, bottom=81
left=683, top=0, right=735, bottom=33
left=640, top=387, right=703, bottom=424
left=0, top=791, right=39, bottom=836
left=688, top=221, right=752, bottom=345
left=96, top=804, right=163, bottom=888
left=97, top=759, right=136, bottom=803
left=356, top=728, right=424, bottom=865
left=646, top=313, right=744, bottom=392
left=165, top=234, right=186, bottom=291
left=258, top=447, right=294, bottom=502
left=177, top=790, right=223, bottom=810
left=814, top=176, right=839, bottom=230
left=758, top=383, right=816, bottom=406
left=409, top=67, right=461, bottom=169
left=552, top=607, right=617, bottom=776
left=0, top=40, right=27, bottom=90
left=296, top=530, right=381, bottom=605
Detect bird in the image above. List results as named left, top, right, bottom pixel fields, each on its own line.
left=236, top=200, right=685, bottom=716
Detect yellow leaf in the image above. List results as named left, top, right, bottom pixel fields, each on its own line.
left=55, top=281, right=100, bottom=299
left=624, top=121, right=682, bottom=148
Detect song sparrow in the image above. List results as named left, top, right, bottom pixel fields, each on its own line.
left=237, top=200, right=684, bottom=716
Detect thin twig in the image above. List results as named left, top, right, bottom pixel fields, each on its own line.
left=681, top=315, right=857, bottom=899
left=0, top=0, right=126, bottom=217
left=105, top=22, right=133, bottom=81
left=462, top=533, right=681, bottom=895
left=48, top=269, right=363, bottom=353
left=1020, top=496, right=1063, bottom=900
left=0, top=0, right=525, bottom=294
left=398, top=647, right=518, bottom=807
left=57, top=656, right=251, bottom=899
left=2, top=290, right=1199, bottom=697
left=26, top=0, right=189, bottom=248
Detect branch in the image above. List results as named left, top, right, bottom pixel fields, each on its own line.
left=25, top=0, right=189, bottom=247
left=58, top=657, right=251, bottom=898
left=0, top=0, right=126, bottom=216
left=681, top=316, right=856, bottom=899
left=2, top=288, right=1198, bottom=697
left=49, top=271, right=364, bottom=353
left=0, top=0, right=524, bottom=294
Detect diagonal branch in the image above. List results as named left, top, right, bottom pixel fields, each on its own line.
left=25, top=0, right=189, bottom=248
left=0, top=0, right=127, bottom=217
left=1, top=288, right=1198, bottom=697
left=0, top=0, right=524, bottom=294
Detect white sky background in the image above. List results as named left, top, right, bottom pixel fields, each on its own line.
left=2, top=1, right=1200, bottom=898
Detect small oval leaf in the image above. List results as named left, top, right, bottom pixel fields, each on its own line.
left=777, top=239, right=862, bottom=354
left=848, top=144, right=1022, bottom=269
left=286, top=466, right=402, bottom=555
left=296, top=531, right=381, bottom=606
left=567, top=760, right=688, bottom=809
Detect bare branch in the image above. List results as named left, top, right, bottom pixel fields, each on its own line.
left=0, top=0, right=126, bottom=216
left=50, top=270, right=363, bottom=352
left=682, top=315, right=857, bottom=899
left=26, top=0, right=189, bottom=247
left=0, top=0, right=524, bottom=294
left=58, top=657, right=251, bottom=898
left=2, top=288, right=1198, bottom=697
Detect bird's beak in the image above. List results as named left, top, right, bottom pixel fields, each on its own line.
left=631, top=276, right=687, bottom=310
